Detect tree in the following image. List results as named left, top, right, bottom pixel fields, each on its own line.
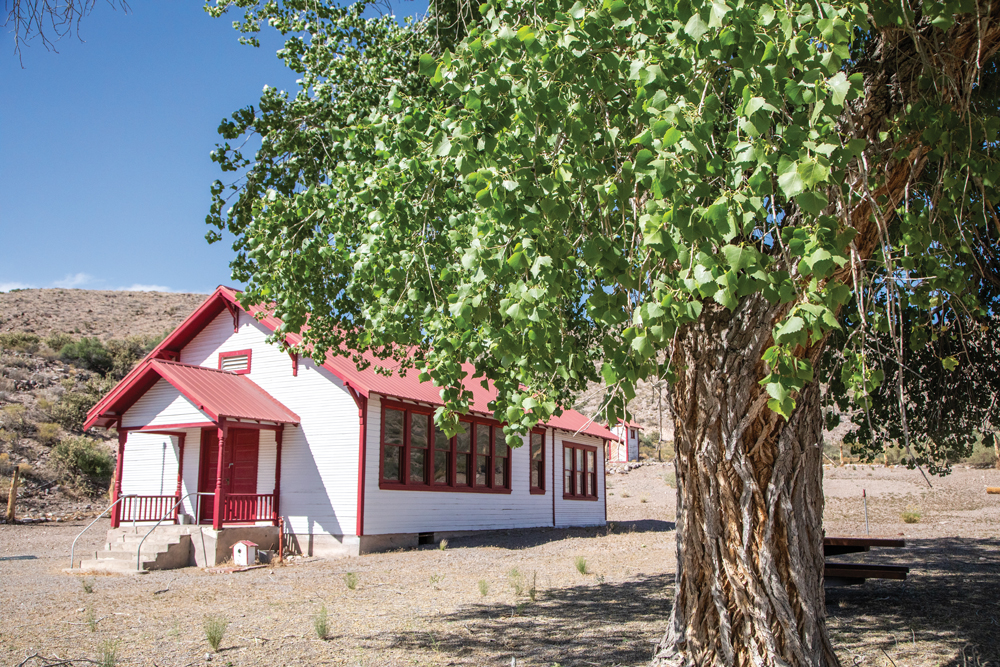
left=3, top=0, right=129, bottom=59
left=208, top=1, right=1000, bottom=664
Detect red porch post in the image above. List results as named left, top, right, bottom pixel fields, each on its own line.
left=111, top=428, right=126, bottom=529
left=174, top=433, right=186, bottom=523
left=212, top=422, right=228, bottom=530
left=272, top=426, right=283, bottom=525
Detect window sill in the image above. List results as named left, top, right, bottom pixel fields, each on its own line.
left=529, top=488, right=546, bottom=495
left=562, top=494, right=600, bottom=501
left=379, top=482, right=512, bottom=495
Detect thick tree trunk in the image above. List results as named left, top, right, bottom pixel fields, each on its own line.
left=652, top=298, right=834, bottom=666
left=651, top=12, right=1000, bottom=665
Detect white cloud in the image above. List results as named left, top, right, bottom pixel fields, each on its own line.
left=52, top=272, right=96, bottom=289
left=117, top=284, right=178, bottom=293
left=0, top=281, right=36, bottom=292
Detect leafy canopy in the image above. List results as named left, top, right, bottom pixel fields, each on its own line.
left=209, top=0, right=998, bottom=443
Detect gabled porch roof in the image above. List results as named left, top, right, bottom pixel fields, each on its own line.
left=86, top=359, right=299, bottom=429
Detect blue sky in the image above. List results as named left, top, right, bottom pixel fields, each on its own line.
left=1, top=1, right=423, bottom=295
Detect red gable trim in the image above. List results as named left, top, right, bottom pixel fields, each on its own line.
left=84, top=358, right=299, bottom=430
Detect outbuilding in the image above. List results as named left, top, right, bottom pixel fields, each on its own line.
left=80, top=287, right=614, bottom=569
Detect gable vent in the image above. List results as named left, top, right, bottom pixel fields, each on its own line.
left=220, top=353, right=250, bottom=373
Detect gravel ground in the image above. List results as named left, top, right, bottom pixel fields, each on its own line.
left=1, top=465, right=998, bottom=666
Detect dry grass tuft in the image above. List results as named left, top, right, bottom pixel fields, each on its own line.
left=203, top=615, right=228, bottom=652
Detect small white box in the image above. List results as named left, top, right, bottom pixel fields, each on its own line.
left=232, top=540, right=258, bottom=567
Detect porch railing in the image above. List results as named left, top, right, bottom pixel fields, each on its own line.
left=223, top=493, right=275, bottom=523
left=118, top=495, right=178, bottom=524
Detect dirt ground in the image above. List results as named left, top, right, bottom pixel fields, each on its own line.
left=1, top=465, right=999, bottom=667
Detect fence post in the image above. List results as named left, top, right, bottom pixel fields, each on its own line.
left=6, top=465, right=20, bottom=524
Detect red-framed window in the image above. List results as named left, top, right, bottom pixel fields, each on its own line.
left=218, top=349, right=252, bottom=375
left=630, top=428, right=637, bottom=439
left=563, top=442, right=598, bottom=500
left=379, top=401, right=511, bottom=494
left=529, top=429, right=545, bottom=494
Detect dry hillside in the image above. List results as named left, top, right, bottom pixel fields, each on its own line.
left=0, top=288, right=207, bottom=339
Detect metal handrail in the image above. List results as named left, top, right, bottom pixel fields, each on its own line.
left=135, top=492, right=211, bottom=571
left=69, top=494, right=137, bottom=569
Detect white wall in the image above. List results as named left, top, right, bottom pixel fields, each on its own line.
left=121, top=379, right=208, bottom=428
left=180, top=311, right=360, bottom=537
left=553, top=432, right=606, bottom=528
left=361, top=395, right=606, bottom=535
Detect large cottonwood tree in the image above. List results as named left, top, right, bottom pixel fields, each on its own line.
left=208, top=0, right=1000, bottom=664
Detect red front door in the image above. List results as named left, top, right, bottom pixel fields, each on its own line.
left=198, top=428, right=260, bottom=524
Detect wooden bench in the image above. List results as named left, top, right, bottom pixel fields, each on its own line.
left=823, top=536, right=908, bottom=586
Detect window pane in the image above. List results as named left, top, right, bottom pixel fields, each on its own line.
left=476, top=455, right=489, bottom=486
left=456, top=422, right=471, bottom=452
left=576, top=471, right=583, bottom=495
left=531, top=463, right=540, bottom=489
left=476, top=424, right=491, bottom=455
left=495, top=438, right=508, bottom=459
left=384, top=445, right=401, bottom=482
left=565, top=469, right=573, bottom=494
left=385, top=409, right=404, bottom=445
left=589, top=473, right=597, bottom=497
left=587, top=450, right=595, bottom=473
left=410, top=413, right=429, bottom=449
left=410, top=448, right=426, bottom=483
left=434, top=428, right=451, bottom=452
left=494, top=456, right=505, bottom=488
left=434, top=450, right=449, bottom=485
left=576, top=448, right=584, bottom=471
left=531, top=433, right=543, bottom=461
left=456, top=454, right=469, bottom=485
left=564, top=447, right=573, bottom=471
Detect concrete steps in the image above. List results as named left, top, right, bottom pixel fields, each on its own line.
left=78, top=527, right=193, bottom=573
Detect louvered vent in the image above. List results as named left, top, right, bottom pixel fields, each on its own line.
left=220, top=354, right=249, bottom=373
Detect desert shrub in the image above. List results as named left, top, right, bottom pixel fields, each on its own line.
left=509, top=568, right=525, bottom=596
left=49, top=376, right=116, bottom=431
left=53, top=436, right=115, bottom=481
left=85, top=607, right=98, bottom=632
left=82, top=578, right=94, bottom=594
left=97, top=640, right=118, bottom=667
left=44, top=333, right=75, bottom=352
left=439, top=538, right=448, bottom=550
left=60, top=338, right=112, bottom=375
left=35, top=422, right=61, bottom=446
left=313, top=605, right=329, bottom=640
left=574, top=556, right=587, bottom=575
left=344, top=572, right=358, bottom=590
left=0, top=332, right=40, bottom=353
left=104, top=336, right=156, bottom=380
left=477, top=579, right=489, bottom=596
left=203, top=615, right=228, bottom=652
left=901, top=508, right=922, bottom=524
left=0, top=404, right=32, bottom=438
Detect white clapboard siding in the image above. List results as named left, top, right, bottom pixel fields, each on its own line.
left=362, top=395, right=580, bottom=535
left=121, top=432, right=179, bottom=497
left=179, top=311, right=360, bottom=537
left=553, top=432, right=607, bottom=528
left=121, top=379, right=209, bottom=428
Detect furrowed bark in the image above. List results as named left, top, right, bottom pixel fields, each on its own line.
left=653, top=9, right=1000, bottom=666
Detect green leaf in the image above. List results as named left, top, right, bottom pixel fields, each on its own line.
left=828, top=72, right=850, bottom=106
left=418, top=53, right=437, bottom=77
left=797, top=159, right=830, bottom=188
left=777, top=158, right=805, bottom=198
left=684, top=12, right=709, bottom=41
left=722, top=244, right=757, bottom=271
left=941, top=356, right=959, bottom=371
left=795, top=191, right=829, bottom=216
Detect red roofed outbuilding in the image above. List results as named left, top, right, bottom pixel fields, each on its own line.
left=81, top=287, right=613, bottom=568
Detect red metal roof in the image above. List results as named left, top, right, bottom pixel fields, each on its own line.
left=87, top=286, right=614, bottom=441
left=85, top=359, right=299, bottom=429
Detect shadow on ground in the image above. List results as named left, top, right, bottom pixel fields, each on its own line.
left=372, top=573, right=676, bottom=666
left=826, top=537, right=1000, bottom=665
left=438, top=520, right=676, bottom=552
left=374, top=536, right=998, bottom=666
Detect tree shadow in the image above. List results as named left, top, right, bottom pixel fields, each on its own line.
left=826, top=537, right=1000, bottom=665
left=437, top=520, right=676, bottom=552
left=368, top=573, right=676, bottom=666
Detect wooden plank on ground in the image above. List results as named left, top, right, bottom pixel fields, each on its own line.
left=824, top=536, right=905, bottom=548
left=825, top=562, right=909, bottom=581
